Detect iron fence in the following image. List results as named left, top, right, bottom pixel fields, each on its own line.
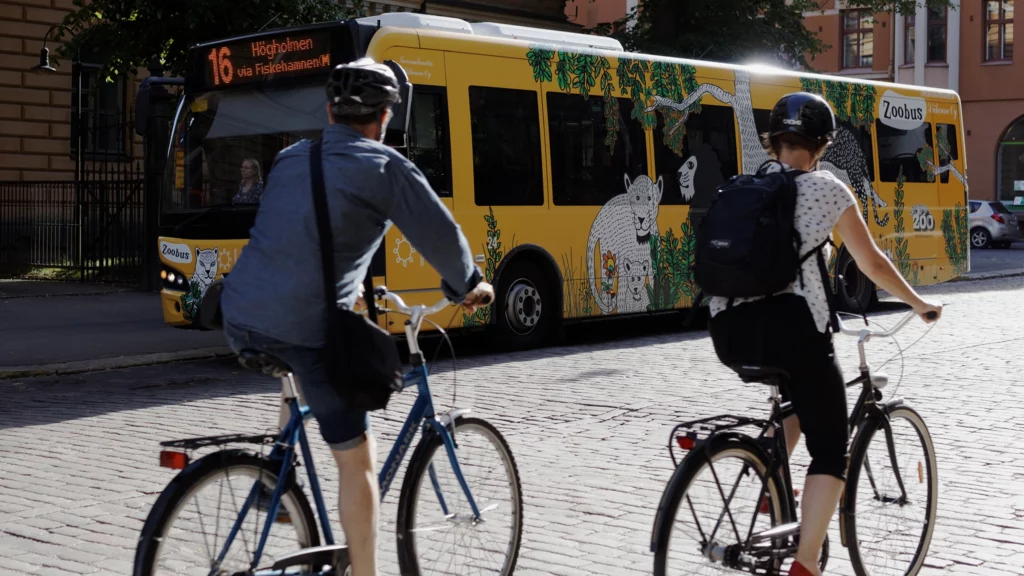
left=0, top=167, right=145, bottom=283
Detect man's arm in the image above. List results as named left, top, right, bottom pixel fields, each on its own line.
left=384, top=157, right=482, bottom=301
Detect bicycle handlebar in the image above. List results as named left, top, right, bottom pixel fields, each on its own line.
left=372, top=286, right=494, bottom=318
left=836, top=309, right=939, bottom=339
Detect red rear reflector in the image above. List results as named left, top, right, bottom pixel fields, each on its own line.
left=992, top=213, right=1006, bottom=224
left=677, top=436, right=695, bottom=450
left=160, top=450, right=189, bottom=469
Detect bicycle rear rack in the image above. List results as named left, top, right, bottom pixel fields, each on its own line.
left=160, top=432, right=278, bottom=450
left=158, top=433, right=280, bottom=470
left=668, top=414, right=769, bottom=467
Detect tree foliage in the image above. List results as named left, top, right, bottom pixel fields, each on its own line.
left=589, top=0, right=959, bottom=71
left=56, top=0, right=364, bottom=78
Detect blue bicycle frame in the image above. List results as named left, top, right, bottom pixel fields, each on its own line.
left=213, top=351, right=482, bottom=573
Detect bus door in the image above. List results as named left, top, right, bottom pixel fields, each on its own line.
left=378, top=48, right=454, bottom=332
left=933, top=109, right=968, bottom=278
left=875, top=111, right=940, bottom=284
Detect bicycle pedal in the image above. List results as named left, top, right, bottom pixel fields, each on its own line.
left=270, top=544, right=350, bottom=571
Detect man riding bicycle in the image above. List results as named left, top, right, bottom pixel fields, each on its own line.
left=219, top=58, right=494, bottom=576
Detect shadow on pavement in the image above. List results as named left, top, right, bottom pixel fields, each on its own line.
left=0, top=312, right=709, bottom=430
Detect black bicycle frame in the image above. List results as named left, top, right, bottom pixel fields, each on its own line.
left=696, top=365, right=911, bottom=562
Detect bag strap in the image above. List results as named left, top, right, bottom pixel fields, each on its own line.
left=309, top=139, right=339, bottom=316
left=310, top=140, right=379, bottom=325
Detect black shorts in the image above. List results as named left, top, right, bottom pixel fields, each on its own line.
left=709, top=294, right=850, bottom=480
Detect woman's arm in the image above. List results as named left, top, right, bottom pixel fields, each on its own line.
left=834, top=205, right=941, bottom=323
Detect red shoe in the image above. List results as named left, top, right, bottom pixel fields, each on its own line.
left=788, top=560, right=815, bottom=576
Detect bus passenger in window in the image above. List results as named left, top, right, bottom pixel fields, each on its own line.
left=233, top=157, right=264, bottom=204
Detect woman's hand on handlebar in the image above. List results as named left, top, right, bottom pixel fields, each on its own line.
left=913, top=299, right=942, bottom=323
left=462, top=282, right=495, bottom=315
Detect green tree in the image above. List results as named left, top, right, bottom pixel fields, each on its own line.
left=55, top=0, right=364, bottom=78
left=589, top=0, right=958, bottom=71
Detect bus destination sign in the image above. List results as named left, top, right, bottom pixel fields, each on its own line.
left=204, top=30, right=332, bottom=87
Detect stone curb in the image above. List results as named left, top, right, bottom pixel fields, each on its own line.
left=950, top=267, right=1024, bottom=282
left=0, top=347, right=234, bottom=380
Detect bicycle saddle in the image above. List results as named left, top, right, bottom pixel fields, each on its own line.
left=731, top=364, right=790, bottom=386
left=237, top=349, right=292, bottom=378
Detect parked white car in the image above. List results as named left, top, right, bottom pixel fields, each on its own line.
left=968, top=200, right=1021, bottom=249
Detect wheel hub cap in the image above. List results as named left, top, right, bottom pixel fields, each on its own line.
left=505, top=282, right=541, bottom=335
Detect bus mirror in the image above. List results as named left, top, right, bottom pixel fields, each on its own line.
left=382, top=60, right=413, bottom=148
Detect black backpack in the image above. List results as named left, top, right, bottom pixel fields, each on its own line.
left=692, top=160, right=839, bottom=331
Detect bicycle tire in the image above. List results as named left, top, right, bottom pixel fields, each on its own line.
left=652, top=434, right=789, bottom=576
left=133, top=449, right=320, bottom=576
left=396, top=416, right=523, bottom=576
left=843, top=405, right=938, bottom=576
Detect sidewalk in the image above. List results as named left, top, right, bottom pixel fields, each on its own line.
left=0, top=280, right=230, bottom=378
left=2, top=243, right=1022, bottom=379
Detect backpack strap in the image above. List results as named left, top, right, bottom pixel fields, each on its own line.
left=805, top=238, right=840, bottom=333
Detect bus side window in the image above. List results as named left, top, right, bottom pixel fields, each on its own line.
left=876, top=120, right=936, bottom=183
left=653, top=103, right=739, bottom=206
left=408, top=86, right=453, bottom=197
left=547, top=92, right=647, bottom=206
left=468, top=86, right=544, bottom=206
left=935, top=123, right=959, bottom=184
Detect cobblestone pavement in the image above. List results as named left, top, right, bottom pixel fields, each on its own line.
left=1, top=276, right=1022, bottom=576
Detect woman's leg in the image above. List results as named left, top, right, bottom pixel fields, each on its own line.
left=785, top=353, right=849, bottom=574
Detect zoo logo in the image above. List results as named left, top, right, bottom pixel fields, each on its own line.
left=911, top=205, right=935, bottom=231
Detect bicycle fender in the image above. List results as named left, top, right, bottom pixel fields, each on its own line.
left=649, top=432, right=774, bottom=553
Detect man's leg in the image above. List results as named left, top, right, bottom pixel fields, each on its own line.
left=332, top=434, right=379, bottom=576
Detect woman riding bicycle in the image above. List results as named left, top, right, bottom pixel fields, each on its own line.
left=706, top=92, right=942, bottom=576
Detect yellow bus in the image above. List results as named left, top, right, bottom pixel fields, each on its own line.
left=150, top=13, right=969, bottom=349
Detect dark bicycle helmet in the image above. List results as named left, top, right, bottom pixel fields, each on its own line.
left=326, top=58, right=401, bottom=117
left=768, top=92, right=837, bottom=146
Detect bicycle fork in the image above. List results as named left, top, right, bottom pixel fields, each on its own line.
left=423, top=417, right=484, bottom=522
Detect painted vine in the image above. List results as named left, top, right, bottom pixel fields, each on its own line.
left=799, top=78, right=877, bottom=129
left=890, top=167, right=913, bottom=281
left=941, top=203, right=969, bottom=277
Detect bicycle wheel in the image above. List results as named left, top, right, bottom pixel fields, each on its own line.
left=134, top=450, right=320, bottom=576
left=396, top=416, right=523, bottom=576
left=844, top=405, right=938, bottom=576
left=652, top=435, right=788, bottom=576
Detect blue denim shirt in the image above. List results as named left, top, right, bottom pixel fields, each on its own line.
left=221, top=124, right=482, bottom=348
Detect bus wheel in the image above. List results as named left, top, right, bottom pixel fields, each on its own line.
left=495, top=260, right=551, bottom=350
left=835, top=249, right=874, bottom=314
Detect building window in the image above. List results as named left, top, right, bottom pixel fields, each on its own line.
left=905, top=14, right=916, bottom=64
left=997, top=116, right=1024, bottom=204
left=927, top=7, right=948, bottom=62
left=843, top=10, right=874, bottom=68
left=548, top=93, right=647, bottom=206
left=986, top=0, right=1014, bottom=62
left=408, top=86, right=452, bottom=197
left=468, top=86, right=544, bottom=206
left=71, top=63, right=129, bottom=159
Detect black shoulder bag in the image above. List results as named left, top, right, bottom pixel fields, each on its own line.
left=309, top=139, right=404, bottom=412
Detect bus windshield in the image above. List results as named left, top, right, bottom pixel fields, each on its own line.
left=164, top=81, right=328, bottom=213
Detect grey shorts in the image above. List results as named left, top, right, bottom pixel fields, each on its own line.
left=224, top=320, right=370, bottom=451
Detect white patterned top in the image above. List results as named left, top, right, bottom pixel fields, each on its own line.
left=709, top=163, right=858, bottom=333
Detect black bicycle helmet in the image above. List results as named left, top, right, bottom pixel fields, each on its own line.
left=768, top=92, right=838, bottom=146
left=326, top=58, right=401, bottom=117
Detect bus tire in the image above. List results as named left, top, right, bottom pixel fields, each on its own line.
left=835, top=248, right=874, bottom=314
left=495, top=259, right=552, bottom=350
